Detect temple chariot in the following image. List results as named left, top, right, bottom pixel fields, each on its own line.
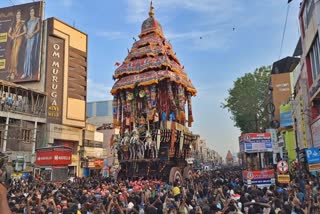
left=110, top=2, right=197, bottom=182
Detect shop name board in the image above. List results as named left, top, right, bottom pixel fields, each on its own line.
left=36, top=150, right=72, bottom=166
left=51, top=43, right=60, bottom=106
left=46, top=36, right=64, bottom=124
left=37, top=155, right=70, bottom=161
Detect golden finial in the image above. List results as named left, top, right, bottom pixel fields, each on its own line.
left=149, top=0, right=155, bottom=17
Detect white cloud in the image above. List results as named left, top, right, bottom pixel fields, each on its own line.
left=87, top=78, right=113, bottom=102
left=61, top=0, right=72, bottom=7
left=96, top=31, right=127, bottom=40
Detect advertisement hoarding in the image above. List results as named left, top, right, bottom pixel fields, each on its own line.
left=0, top=2, right=43, bottom=82
left=239, top=133, right=272, bottom=153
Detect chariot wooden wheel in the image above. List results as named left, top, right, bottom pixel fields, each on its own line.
left=169, top=167, right=182, bottom=183
left=183, top=166, right=193, bottom=180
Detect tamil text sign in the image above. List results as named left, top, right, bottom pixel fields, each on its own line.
left=239, top=133, right=272, bottom=153
left=243, top=170, right=275, bottom=187
left=0, top=2, right=43, bottom=82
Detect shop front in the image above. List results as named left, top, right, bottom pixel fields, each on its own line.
left=84, top=158, right=103, bottom=177
left=47, top=124, right=83, bottom=176
left=34, top=146, right=72, bottom=182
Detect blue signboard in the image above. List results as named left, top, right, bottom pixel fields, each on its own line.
left=266, top=142, right=272, bottom=148
left=306, top=148, right=320, bottom=164
left=280, top=104, right=293, bottom=127
left=245, top=143, right=253, bottom=150
left=280, top=111, right=293, bottom=127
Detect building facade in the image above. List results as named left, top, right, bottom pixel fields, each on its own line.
left=298, top=0, right=320, bottom=148
left=86, top=100, right=113, bottom=127
left=86, top=100, right=115, bottom=174
left=0, top=2, right=89, bottom=177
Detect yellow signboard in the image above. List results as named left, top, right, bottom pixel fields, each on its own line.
left=0, top=33, right=7, bottom=43
left=277, top=174, right=290, bottom=184
left=0, top=59, right=5, bottom=69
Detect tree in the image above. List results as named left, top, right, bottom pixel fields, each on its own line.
left=222, top=66, right=271, bottom=133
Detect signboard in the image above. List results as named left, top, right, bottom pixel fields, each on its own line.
left=277, top=174, right=290, bottom=184
left=306, top=147, right=320, bottom=164
left=94, top=159, right=104, bottom=167
left=266, top=128, right=280, bottom=164
left=308, top=163, right=320, bottom=172
left=239, top=133, right=272, bottom=153
left=46, top=36, right=64, bottom=124
left=243, top=169, right=275, bottom=188
left=311, top=118, right=320, bottom=148
left=277, top=160, right=289, bottom=174
left=279, top=103, right=293, bottom=127
left=35, top=146, right=72, bottom=166
left=0, top=2, right=43, bottom=82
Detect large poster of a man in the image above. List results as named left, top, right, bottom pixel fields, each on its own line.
left=0, top=2, right=43, bottom=82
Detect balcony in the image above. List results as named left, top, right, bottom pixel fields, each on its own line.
left=0, top=80, right=46, bottom=118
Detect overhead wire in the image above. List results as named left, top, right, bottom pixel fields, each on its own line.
left=279, top=3, right=291, bottom=59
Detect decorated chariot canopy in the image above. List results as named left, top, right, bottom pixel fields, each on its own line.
left=111, top=1, right=197, bottom=129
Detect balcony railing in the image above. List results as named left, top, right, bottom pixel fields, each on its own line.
left=0, top=82, right=46, bottom=118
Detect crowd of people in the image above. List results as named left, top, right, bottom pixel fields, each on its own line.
left=0, top=166, right=320, bottom=214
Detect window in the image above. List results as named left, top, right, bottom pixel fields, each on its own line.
left=86, top=102, right=93, bottom=117
left=309, top=36, right=320, bottom=81
left=22, top=129, right=31, bottom=142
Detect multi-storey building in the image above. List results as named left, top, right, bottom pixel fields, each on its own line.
left=0, top=2, right=89, bottom=177
left=86, top=100, right=115, bottom=174
left=298, top=0, right=320, bottom=148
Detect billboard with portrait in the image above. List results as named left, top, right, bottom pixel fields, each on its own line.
left=0, top=2, right=43, bottom=82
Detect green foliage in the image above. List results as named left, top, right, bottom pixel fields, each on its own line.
left=222, top=66, right=271, bottom=133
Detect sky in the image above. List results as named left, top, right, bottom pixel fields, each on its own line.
left=0, top=0, right=302, bottom=158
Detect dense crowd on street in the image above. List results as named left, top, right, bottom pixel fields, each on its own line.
left=0, top=166, right=320, bottom=214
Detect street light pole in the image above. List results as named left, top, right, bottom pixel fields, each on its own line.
left=294, top=117, right=305, bottom=194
